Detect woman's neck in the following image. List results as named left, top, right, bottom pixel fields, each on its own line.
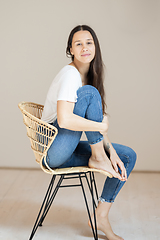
left=70, top=60, right=90, bottom=85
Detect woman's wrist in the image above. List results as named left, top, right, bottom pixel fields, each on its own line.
left=109, top=145, right=118, bottom=158
left=100, top=122, right=108, bottom=135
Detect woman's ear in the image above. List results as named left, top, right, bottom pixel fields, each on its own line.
left=70, top=48, right=74, bottom=56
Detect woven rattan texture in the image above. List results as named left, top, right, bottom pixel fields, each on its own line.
left=18, top=102, right=112, bottom=178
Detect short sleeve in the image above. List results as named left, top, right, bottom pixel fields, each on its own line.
left=57, top=69, right=82, bottom=102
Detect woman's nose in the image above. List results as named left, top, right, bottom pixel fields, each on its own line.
left=82, top=46, right=88, bottom=52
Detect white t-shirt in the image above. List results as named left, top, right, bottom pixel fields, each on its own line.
left=41, top=65, right=82, bottom=123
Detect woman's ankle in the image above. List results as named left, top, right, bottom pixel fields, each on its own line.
left=90, top=153, right=106, bottom=162
left=90, top=140, right=106, bottom=160
left=96, top=201, right=112, bottom=218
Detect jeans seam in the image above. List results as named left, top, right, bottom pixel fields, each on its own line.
left=109, top=180, right=122, bottom=202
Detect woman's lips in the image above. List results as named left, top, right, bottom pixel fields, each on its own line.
left=81, top=54, right=91, bottom=57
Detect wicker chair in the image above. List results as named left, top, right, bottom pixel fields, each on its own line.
left=18, top=101, right=112, bottom=240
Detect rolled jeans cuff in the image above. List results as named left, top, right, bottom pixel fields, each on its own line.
left=88, top=136, right=104, bottom=145
left=98, top=196, right=115, bottom=203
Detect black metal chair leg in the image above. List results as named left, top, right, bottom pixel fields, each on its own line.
left=79, top=173, right=98, bottom=240
left=92, top=172, right=99, bottom=201
left=38, top=175, right=64, bottom=226
left=89, top=172, right=98, bottom=240
left=84, top=172, right=98, bottom=208
left=39, top=176, right=59, bottom=226
left=29, top=175, right=56, bottom=240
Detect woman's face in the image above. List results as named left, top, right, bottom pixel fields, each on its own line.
left=70, top=30, right=95, bottom=64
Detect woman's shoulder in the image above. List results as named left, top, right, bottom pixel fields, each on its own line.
left=60, top=65, right=80, bottom=76
left=49, top=65, right=81, bottom=89
left=54, top=65, right=81, bottom=83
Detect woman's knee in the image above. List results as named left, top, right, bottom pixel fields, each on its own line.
left=123, top=146, right=137, bottom=170
left=113, top=143, right=137, bottom=169
left=74, top=85, right=103, bottom=120
left=127, top=146, right=136, bottom=160
left=77, top=85, right=101, bottom=100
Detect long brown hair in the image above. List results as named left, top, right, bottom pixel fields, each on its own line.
left=66, top=25, right=107, bottom=114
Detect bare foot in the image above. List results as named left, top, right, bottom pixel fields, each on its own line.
left=88, top=155, right=123, bottom=181
left=88, top=213, right=124, bottom=240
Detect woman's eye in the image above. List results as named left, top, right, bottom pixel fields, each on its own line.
left=87, top=42, right=92, bottom=45
left=76, top=43, right=81, bottom=46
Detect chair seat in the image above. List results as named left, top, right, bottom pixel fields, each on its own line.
left=41, top=165, right=113, bottom=177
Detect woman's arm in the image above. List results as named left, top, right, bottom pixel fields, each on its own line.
left=103, top=134, right=127, bottom=180
left=57, top=100, right=108, bottom=134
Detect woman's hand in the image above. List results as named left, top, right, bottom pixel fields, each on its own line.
left=110, top=149, right=127, bottom=181
left=100, top=115, right=109, bottom=135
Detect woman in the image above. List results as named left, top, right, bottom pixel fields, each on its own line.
left=42, top=25, right=136, bottom=240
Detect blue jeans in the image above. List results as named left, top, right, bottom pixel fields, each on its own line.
left=46, top=85, right=137, bottom=202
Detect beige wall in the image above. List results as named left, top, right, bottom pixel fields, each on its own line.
left=0, top=0, right=160, bottom=170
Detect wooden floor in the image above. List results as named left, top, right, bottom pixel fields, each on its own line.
left=0, top=169, right=160, bottom=240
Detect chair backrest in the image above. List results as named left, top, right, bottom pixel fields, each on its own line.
left=18, top=102, right=58, bottom=167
